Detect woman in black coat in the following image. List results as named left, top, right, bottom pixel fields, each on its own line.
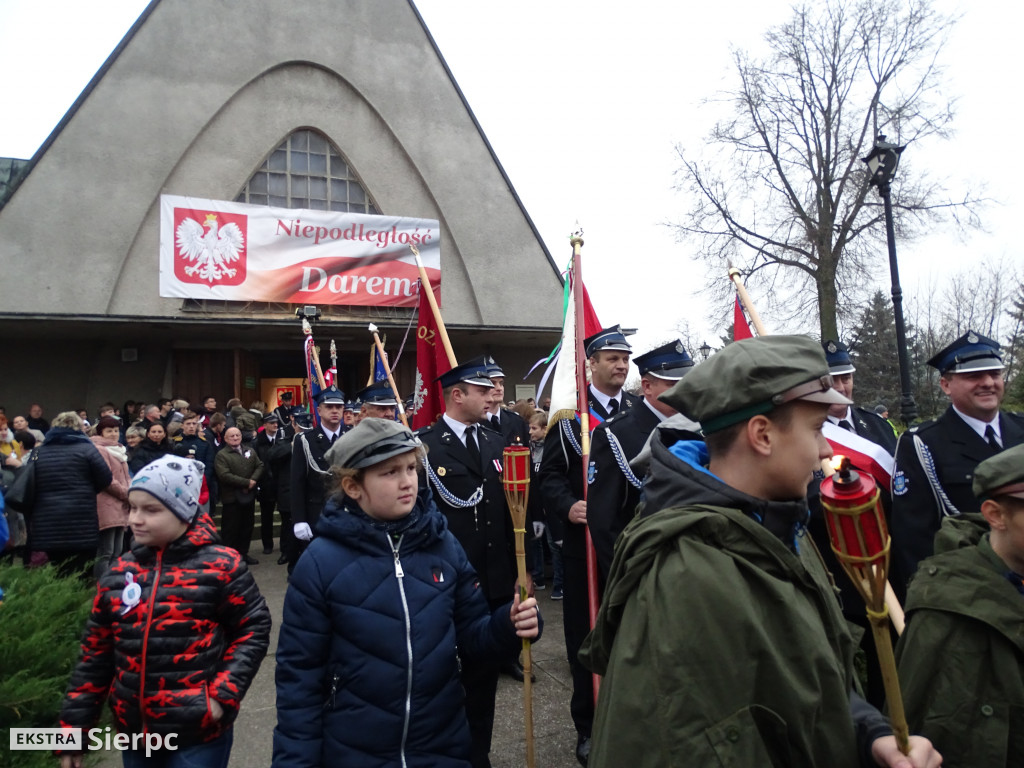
left=128, top=421, right=174, bottom=475
left=28, top=411, right=112, bottom=577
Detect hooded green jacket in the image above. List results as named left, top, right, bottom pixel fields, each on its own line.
left=579, top=437, right=887, bottom=768
left=895, top=514, right=1024, bottom=767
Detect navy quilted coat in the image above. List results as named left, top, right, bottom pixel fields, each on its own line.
left=29, top=427, right=112, bottom=552
left=273, top=489, right=529, bottom=768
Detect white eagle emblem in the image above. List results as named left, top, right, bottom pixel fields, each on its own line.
left=176, top=214, right=245, bottom=282
left=412, top=370, right=428, bottom=414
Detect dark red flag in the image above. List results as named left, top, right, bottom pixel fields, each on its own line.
left=412, top=283, right=450, bottom=429
left=733, top=295, right=754, bottom=340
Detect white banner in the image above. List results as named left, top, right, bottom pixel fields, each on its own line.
left=159, top=195, right=441, bottom=307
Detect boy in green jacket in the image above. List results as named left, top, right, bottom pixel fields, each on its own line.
left=580, top=335, right=940, bottom=768
left=896, top=443, right=1024, bottom=767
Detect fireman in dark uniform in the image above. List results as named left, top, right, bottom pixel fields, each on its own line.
left=476, top=355, right=531, bottom=446
left=538, top=324, right=640, bottom=766
left=891, top=330, right=1024, bottom=597
left=416, top=360, right=522, bottom=768
left=587, top=339, right=696, bottom=582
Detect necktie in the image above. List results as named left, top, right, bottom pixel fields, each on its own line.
left=491, top=414, right=500, bottom=429
left=985, top=425, right=1001, bottom=450
left=838, top=420, right=854, bottom=432
left=607, top=399, right=619, bottom=417
left=465, top=425, right=481, bottom=467
left=330, top=432, right=337, bottom=445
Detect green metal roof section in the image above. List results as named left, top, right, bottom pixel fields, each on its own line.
left=0, top=158, right=30, bottom=208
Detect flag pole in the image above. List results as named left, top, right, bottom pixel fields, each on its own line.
left=726, top=265, right=905, bottom=633
left=728, top=266, right=768, bottom=336
left=368, top=323, right=410, bottom=429
left=302, top=317, right=328, bottom=390
left=409, top=244, right=457, bottom=367
left=570, top=230, right=602, bottom=703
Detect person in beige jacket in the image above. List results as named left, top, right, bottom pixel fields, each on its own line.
left=90, top=415, right=132, bottom=577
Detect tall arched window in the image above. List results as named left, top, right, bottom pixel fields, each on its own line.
left=235, top=129, right=380, bottom=214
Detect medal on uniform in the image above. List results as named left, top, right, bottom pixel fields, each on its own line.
left=437, top=466, right=446, bottom=476
left=121, top=572, right=142, bottom=616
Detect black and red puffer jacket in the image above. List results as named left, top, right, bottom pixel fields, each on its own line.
left=60, top=513, right=271, bottom=747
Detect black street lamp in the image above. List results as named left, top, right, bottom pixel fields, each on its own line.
left=698, top=340, right=712, bottom=361
left=863, top=134, right=917, bottom=425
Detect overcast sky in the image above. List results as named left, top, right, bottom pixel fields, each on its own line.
left=1, top=0, right=1019, bottom=354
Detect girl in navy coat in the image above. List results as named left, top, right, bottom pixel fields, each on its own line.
left=272, top=419, right=539, bottom=768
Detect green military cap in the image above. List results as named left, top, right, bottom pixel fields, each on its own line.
left=658, top=335, right=852, bottom=433
left=325, top=418, right=422, bottom=469
left=972, top=443, right=1024, bottom=500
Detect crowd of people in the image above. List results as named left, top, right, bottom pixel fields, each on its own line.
left=1, top=324, right=1022, bottom=767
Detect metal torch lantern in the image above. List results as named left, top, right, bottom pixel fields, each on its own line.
left=820, top=456, right=910, bottom=755
left=501, top=445, right=535, bottom=768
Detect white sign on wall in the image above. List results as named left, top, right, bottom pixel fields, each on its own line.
left=159, top=194, right=441, bottom=307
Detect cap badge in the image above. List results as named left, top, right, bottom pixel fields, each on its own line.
left=826, top=342, right=838, bottom=354
left=675, top=341, right=683, bottom=353
left=968, top=332, right=979, bottom=344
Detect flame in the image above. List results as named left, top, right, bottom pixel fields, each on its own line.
left=830, top=455, right=846, bottom=473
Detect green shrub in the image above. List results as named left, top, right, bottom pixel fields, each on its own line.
left=0, top=564, right=95, bottom=768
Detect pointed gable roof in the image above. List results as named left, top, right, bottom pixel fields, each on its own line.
left=0, top=0, right=564, bottom=330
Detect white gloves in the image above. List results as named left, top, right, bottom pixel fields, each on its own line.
left=532, top=521, right=546, bottom=540
left=293, top=522, right=313, bottom=541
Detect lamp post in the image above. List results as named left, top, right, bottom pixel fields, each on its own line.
left=863, top=134, right=917, bottom=425
left=699, top=340, right=712, bottom=361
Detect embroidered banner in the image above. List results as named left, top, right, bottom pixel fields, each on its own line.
left=159, top=194, right=441, bottom=307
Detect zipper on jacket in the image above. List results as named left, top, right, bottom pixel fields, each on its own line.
left=390, top=533, right=412, bottom=768
left=324, top=672, right=340, bottom=710
left=138, top=551, right=163, bottom=733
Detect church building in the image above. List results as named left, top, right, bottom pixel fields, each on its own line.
left=0, top=0, right=564, bottom=414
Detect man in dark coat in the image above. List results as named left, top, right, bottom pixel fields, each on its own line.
left=417, top=360, right=518, bottom=768
left=172, top=410, right=215, bottom=513
left=587, top=339, right=695, bottom=582
left=476, top=356, right=530, bottom=447
left=891, top=330, right=1024, bottom=596
left=254, top=413, right=284, bottom=555
left=290, top=386, right=345, bottom=567
left=538, top=324, right=640, bottom=765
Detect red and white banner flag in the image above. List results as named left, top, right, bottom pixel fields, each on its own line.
left=159, top=195, right=440, bottom=307
left=822, top=421, right=895, bottom=490
left=411, top=283, right=450, bottom=430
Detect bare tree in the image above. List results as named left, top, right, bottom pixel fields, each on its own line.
left=672, top=0, right=980, bottom=339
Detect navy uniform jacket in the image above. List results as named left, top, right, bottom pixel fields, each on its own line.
left=417, top=420, right=517, bottom=603
left=890, top=405, right=1024, bottom=598
left=481, top=408, right=530, bottom=447
left=254, top=427, right=292, bottom=498
left=587, top=401, right=665, bottom=581
left=538, top=387, right=640, bottom=561
left=290, top=428, right=335, bottom=530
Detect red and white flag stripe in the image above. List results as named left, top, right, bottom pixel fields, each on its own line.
left=822, top=421, right=895, bottom=490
